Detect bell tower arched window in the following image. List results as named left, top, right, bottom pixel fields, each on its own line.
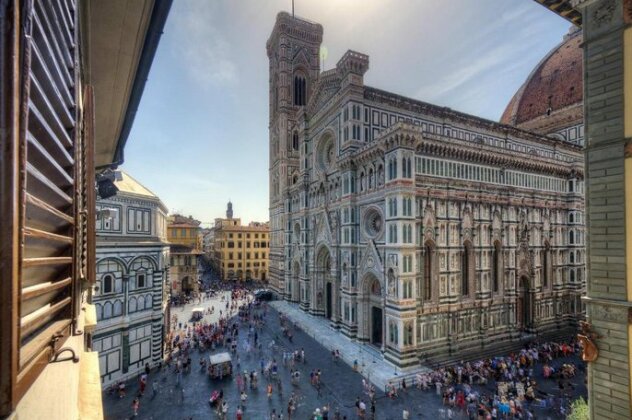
left=294, top=75, right=306, bottom=106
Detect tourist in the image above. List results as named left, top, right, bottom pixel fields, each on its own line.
left=358, top=400, right=366, bottom=418
left=131, top=397, right=139, bottom=417
left=402, top=408, right=410, bottom=420
left=240, top=390, right=247, bottom=406
left=139, top=373, right=147, bottom=395
left=118, top=381, right=126, bottom=399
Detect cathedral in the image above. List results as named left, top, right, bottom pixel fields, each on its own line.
left=267, top=12, right=585, bottom=367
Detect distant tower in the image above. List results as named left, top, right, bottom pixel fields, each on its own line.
left=226, top=201, right=233, bottom=219
left=267, top=12, right=323, bottom=295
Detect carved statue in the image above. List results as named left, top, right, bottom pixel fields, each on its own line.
left=577, top=320, right=600, bottom=362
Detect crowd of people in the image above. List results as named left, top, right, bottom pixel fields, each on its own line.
left=105, top=280, right=586, bottom=420
left=395, top=340, right=585, bottom=419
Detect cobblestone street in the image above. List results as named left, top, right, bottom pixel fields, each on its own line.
left=103, top=293, right=587, bottom=419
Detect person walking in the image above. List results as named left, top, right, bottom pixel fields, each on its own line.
left=139, top=374, right=147, bottom=396
left=402, top=408, right=410, bottom=420
left=151, top=381, right=158, bottom=399
left=131, top=397, right=140, bottom=417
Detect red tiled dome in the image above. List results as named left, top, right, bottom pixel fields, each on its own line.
left=500, top=29, right=583, bottom=131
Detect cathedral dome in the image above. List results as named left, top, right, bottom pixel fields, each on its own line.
left=500, top=27, right=583, bottom=135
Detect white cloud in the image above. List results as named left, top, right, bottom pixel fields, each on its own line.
left=171, top=0, right=238, bottom=88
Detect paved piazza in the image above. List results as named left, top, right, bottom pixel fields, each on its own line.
left=103, top=292, right=587, bottom=419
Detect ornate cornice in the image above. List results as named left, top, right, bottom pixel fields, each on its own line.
left=364, top=86, right=583, bottom=153
left=418, top=133, right=583, bottom=178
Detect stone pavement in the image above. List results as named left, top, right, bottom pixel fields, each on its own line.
left=271, top=300, right=431, bottom=391
left=103, top=293, right=586, bottom=420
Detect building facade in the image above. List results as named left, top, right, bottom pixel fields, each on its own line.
left=168, top=214, right=202, bottom=250
left=210, top=202, right=270, bottom=282
left=93, top=172, right=170, bottom=386
left=169, top=245, right=202, bottom=297
left=167, top=214, right=203, bottom=298
left=267, top=13, right=585, bottom=367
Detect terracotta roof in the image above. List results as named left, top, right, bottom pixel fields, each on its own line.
left=500, top=29, right=583, bottom=130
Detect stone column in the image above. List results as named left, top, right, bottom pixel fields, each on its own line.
left=572, top=0, right=632, bottom=417
left=123, top=274, right=130, bottom=315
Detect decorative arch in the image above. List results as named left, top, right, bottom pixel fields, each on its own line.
left=129, top=255, right=158, bottom=271
left=422, top=206, right=436, bottom=244
left=359, top=272, right=384, bottom=345
left=96, top=258, right=126, bottom=295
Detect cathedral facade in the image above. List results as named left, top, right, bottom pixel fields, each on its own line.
left=267, top=13, right=585, bottom=367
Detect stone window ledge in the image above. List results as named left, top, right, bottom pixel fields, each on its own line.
left=13, top=312, right=103, bottom=420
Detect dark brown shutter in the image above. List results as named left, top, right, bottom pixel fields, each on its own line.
left=0, top=0, right=81, bottom=412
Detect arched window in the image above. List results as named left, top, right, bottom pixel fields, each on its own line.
left=137, top=295, right=145, bottom=311
left=570, top=269, right=575, bottom=283
left=424, top=243, right=433, bottom=300
left=462, top=242, right=472, bottom=296
left=570, top=252, right=575, bottom=264
left=146, top=294, right=153, bottom=310
left=102, top=274, right=113, bottom=294
left=292, top=132, right=299, bottom=151
left=95, top=303, right=103, bottom=321
left=368, top=169, right=374, bottom=189
left=569, top=230, right=575, bottom=245
left=294, top=75, right=306, bottom=106
left=492, top=241, right=501, bottom=292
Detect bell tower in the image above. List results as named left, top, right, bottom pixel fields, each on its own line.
left=267, top=12, right=323, bottom=294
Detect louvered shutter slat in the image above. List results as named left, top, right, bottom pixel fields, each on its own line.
left=16, top=0, right=78, bottom=387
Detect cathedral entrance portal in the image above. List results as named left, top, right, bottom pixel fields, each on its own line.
left=371, top=306, right=383, bottom=345
left=361, top=273, right=384, bottom=346
left=326, top=282, right=332, bottom=319
left=315, top=246, right=334, bottom=318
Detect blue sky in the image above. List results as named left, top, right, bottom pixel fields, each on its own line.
left=122, top=0, right=572, bottom=227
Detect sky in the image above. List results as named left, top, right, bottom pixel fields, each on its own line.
left=121, top=0, right=572, bottom=227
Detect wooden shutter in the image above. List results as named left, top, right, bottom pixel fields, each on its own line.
left=1, top=0, right=82, bottom=413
